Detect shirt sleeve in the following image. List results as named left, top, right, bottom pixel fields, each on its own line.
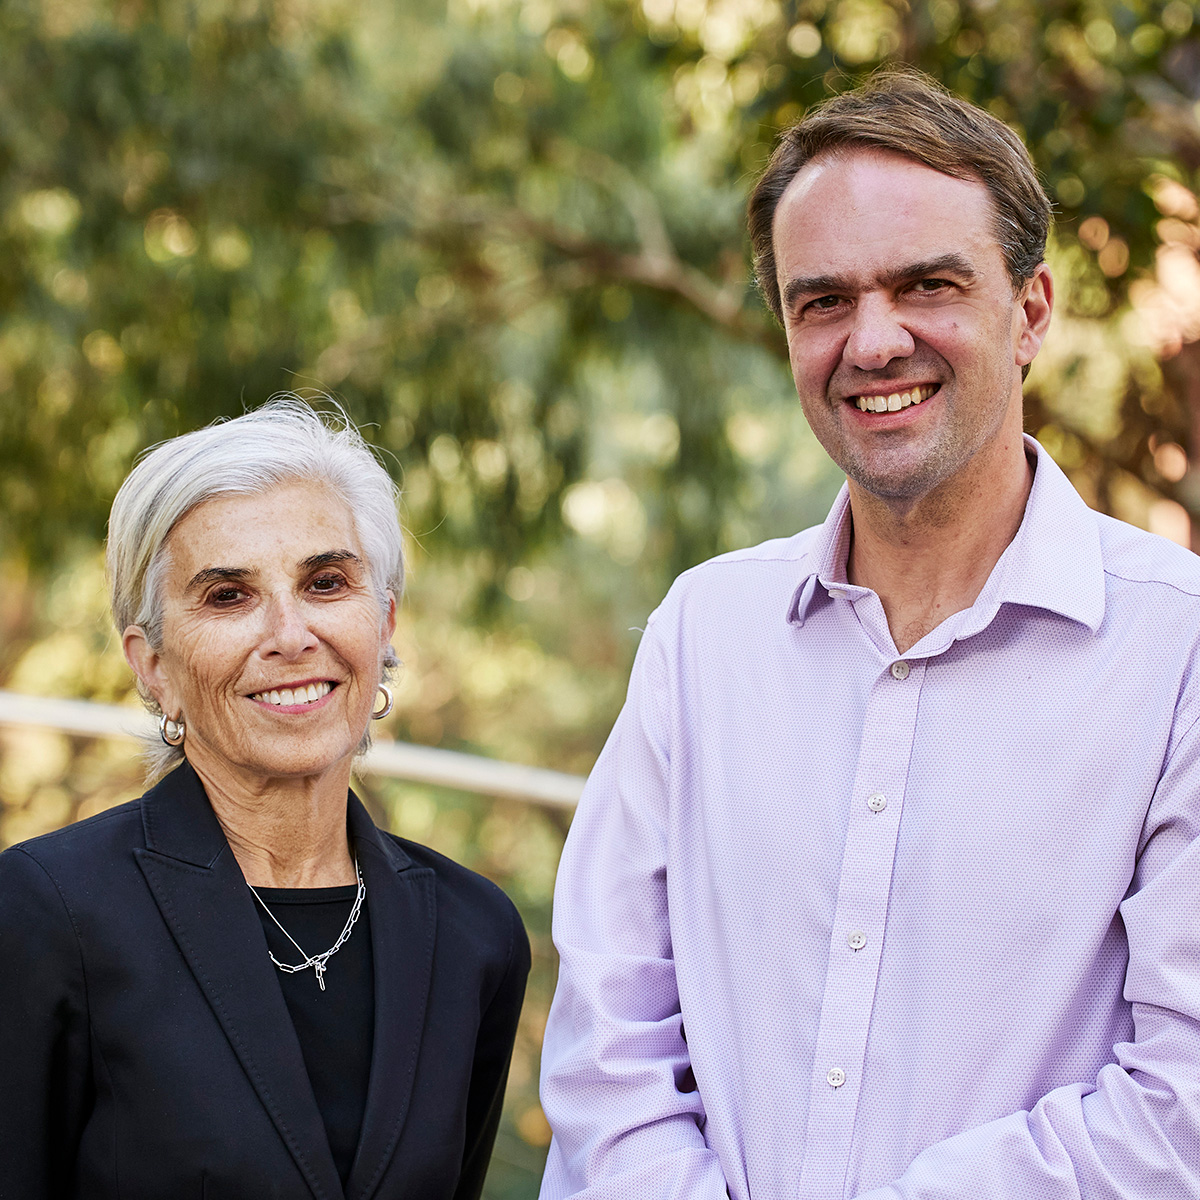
left=0, top=846, right=93, bottom=1200
left=538, top=621, right=731, bottom=1200
left=454, top=896, right=532, bottom=1200
left=852, top=706, right=1200, bottom=1200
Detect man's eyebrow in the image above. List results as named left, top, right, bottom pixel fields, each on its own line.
left=879, top=253, right=978, bottom=288
left=781, top=253, right=979, bottom=314
left=184, top=566, right=254, bottom=595
left=300, top=550, right=364, bottom=573
left=782, top=273, right=848, bottom=312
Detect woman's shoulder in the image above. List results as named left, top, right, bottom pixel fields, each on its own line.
left=0, top=799, right=149, bottom=941
left=380, top=833, right=531, bottom=998
left=2, top=797, right=146, bottom=876
left=378, top=831, right=522, bottom=922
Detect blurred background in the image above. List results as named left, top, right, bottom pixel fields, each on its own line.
left=3, top=0, right=1200, bottom=1192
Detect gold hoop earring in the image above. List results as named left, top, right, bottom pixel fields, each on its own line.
left=372, top=684, right=393, bottom=720
left=159, top=714, right=185, bottom=746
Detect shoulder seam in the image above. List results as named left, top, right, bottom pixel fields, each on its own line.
left=1101, top=565, right=1200, bottom=601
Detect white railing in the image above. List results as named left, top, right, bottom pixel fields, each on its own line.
left=0, top=690, right=584, bottom=810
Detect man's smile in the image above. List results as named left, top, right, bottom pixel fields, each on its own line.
left=848, top=383, right=939, bottom=413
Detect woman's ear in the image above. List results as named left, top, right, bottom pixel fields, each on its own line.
left=123, top=626, right=179, bottom=718
left=382, top=590, right=397, bottom=643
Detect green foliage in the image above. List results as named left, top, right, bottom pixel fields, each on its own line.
left=3, top=0, right=1200, bottom=1194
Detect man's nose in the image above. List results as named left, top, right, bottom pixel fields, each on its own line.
left=262, top=595, right=319, bottom=658
left=842, top=296, right=915, bottom=370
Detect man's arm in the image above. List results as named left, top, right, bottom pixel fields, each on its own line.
left=538, top=623, right=731, bottom=1200
left=851, top=708, right=1200, bottom=1200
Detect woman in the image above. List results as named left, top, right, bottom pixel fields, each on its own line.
left=0, top=399, right=529, bottom=1200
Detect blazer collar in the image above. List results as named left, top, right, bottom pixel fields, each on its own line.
left=135, top=763, right=436, bottom=1200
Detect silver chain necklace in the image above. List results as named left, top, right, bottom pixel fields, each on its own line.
left=248, top=857, right=366, bottom=992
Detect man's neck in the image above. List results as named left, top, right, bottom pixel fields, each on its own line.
left=846, top=432, right=1035, bottom=655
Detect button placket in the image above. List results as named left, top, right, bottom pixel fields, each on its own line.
left=796, top=656, right=926, bottom=1200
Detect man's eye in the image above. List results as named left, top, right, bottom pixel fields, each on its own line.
left=806, top=295, right=844, bottom=313
left=210, top=587, right=245, bottom=605
left=311, top=575, right=344, bottom=593
left=913, top=278, right=950, bottom=292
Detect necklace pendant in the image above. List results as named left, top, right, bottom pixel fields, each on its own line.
left=315, top=961, right=326, bottom=991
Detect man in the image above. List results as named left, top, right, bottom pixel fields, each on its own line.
left=537, top=70, right=1200, bottom=1200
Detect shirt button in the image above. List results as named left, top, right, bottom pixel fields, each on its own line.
left=867, top=792, right=887, bottom=812
left=827, top=1067, right=846, bottom=1088
left=847, top=930, right=867, bottom=951
left=890, top=660, right=910, bottom=680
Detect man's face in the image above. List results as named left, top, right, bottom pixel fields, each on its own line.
left=772, top=149, right=1050, bottom=504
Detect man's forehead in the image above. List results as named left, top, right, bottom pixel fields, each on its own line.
left=776, top=146, right=989, bottom=217
left=772, top=148, right=1000, bottom=280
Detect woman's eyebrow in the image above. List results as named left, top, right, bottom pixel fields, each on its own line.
left=184, top=566, right=254, bottom=595
left=300, top=550, right=364, bottom=572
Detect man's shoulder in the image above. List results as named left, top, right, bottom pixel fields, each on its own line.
left=1095, top=510, right=1200, bottom=601
left=645, top=526, right=821, bottom=632
left=676, top=526, right=820, bottom=586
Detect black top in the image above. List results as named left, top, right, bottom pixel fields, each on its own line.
left=253, top=884, right=374, bottom=1186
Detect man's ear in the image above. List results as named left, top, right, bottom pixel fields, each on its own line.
left=123, top=626, right=179, bottom=718
left=1015, top=262, right=1054, bottom=368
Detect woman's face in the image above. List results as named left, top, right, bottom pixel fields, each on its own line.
left=125, top=480, right=395, bottom=789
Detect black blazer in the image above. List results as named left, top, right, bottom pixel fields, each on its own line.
left=0, top=763, right=529, bottom=1200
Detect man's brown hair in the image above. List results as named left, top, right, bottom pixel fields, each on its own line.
left=748, top=69, right=1052, bottom=324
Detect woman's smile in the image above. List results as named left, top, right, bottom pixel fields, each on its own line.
left=248, top=679, right=338, bottom=711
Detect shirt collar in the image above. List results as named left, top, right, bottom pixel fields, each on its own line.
left=788, top=435, right=1106, bottom=637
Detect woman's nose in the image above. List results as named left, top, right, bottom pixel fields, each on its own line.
left=842, top=296, right=915, bottom=370
left=262, top=595, right=319, bottom=657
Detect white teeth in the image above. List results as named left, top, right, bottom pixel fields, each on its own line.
left=252, top=682, right=332, bottom=706
left=853, top=384, right=934, bottom=413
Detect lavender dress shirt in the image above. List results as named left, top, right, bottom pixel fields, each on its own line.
left=539, top=437, right=1200, bottom=1200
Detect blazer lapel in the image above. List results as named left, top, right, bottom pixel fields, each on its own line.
left=133, top=764, right=345, bottom=1200
left=344, top=797, right=437, bottom=1200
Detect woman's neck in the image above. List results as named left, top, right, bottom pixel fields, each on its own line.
left=186, top=751, right=357, bottom=888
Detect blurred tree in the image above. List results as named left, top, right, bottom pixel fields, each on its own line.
left=3, top=0, right=1200, bottom=1194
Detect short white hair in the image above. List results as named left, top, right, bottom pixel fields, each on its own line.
left=107, top=396, right=403, bottom=774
